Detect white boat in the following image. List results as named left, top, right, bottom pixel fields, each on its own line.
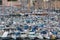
left=2, top=31, right=9, bottom=37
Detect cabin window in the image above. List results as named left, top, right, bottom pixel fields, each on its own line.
left=0, top=0, right=2, bottom=5
left=8, top=0, right=17, bottom=1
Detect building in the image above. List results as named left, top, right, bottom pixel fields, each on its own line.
left=33, top=0, right=60, bottom=9
left=2, top=0, right=21, bottom=7
left=0, top=0, right=33, bottom=7
left=0, top=0, right=60, bottom=9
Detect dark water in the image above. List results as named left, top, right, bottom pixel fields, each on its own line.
left=0, top=37, right=60, bottom=40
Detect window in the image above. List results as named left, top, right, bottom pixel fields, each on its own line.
left=51, top=0, right=55, bottom=1
left=57, top=0, right=60, bottom=1
left=0, top=0, right=2, bottom=5
left=8, top=0, right=17, bottom=1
